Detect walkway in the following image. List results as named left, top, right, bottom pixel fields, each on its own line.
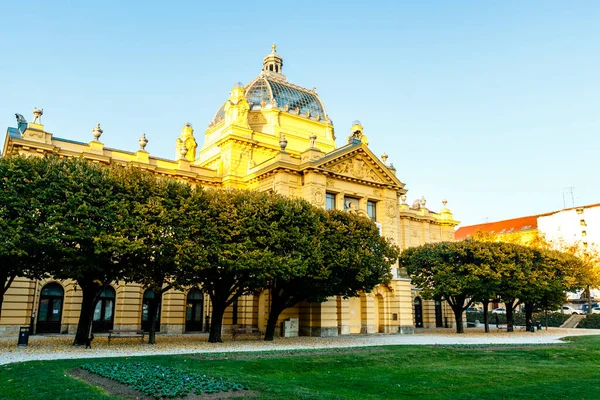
left=1, top=327, right=599, bottom=366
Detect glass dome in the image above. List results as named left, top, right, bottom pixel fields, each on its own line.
left=211, top=75, right=329, bottom=125
left=246, top=76, right=327, bottom=119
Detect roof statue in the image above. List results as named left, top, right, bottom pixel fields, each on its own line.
left=32, top=107, right=43, bottom=124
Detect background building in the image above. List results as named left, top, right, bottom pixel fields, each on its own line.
left=1, top=47, right=459, bottom=337
left=456, top=203, right=600, bottom=301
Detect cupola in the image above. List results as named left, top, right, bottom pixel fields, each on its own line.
left=263, top=44, right=283, bottom=74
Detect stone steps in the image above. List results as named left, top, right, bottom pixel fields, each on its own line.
left=560, top=314, right=586, bottom=329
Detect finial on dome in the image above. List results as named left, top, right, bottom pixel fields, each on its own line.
left=401, top=195, right=407, bottom=204
left=271, top=43, right=277, bottom=53
left=420, top=196, right=426, bottom=208
left=442, top=199, right=448, bottom=207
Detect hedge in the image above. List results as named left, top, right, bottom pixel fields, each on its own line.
left=466, top=312, right=571, bottom=327
left=577, top=314, right=600, bottom=329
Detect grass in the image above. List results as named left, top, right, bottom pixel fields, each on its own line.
left=2, top=335, right=600, bottom=399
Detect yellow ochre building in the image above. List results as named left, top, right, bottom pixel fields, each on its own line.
left=1, top=46, right=459, bottom=337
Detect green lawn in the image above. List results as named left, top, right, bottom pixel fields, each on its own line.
left=2, top=336, right=600, bottom=399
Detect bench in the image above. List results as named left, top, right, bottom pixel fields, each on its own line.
left=231, top=325, right=262, bottom=341
left=108, top=329, right=145, bottom=345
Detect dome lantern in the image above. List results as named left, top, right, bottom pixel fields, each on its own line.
left=263, top=43, right=283, bottom=75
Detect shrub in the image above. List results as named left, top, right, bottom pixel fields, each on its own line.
left=466, top=312, right=570, bottom=327
left=82, top=362, right=248, bottom=398
left=578, top=314, right=600, bottom=329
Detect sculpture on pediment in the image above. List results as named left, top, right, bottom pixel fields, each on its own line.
left=328, top=156, right=383, bottom=183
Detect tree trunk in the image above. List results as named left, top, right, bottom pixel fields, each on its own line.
left=588, top=285, right=592, bottom=315
left=208, top=301, right=226, bottom=343
left=451, top=306, right=464, bottom=334
left=0, top=273, right=15, bottom=321
left=524, top=302, right=534, bottom=332
left=504, top=300, right=516, bottom=332
left=482, top=299, right=490, bottom=333
left=73, top=284, right=101, bottom=346
left=147, top=298, right=160, bottom=345
left=265, top=295, right=292, bottom=341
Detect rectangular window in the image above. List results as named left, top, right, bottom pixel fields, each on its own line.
left=367, top=200, right=377, bottom=221
left=582, top=230, right=587, bottom=237
left=326, top=192, right=336, bottom=210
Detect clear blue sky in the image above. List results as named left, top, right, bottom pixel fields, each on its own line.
left=1, top=1, right=598, bottom=226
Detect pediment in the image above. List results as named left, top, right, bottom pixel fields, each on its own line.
left=316, top=145, right=404, bottom=188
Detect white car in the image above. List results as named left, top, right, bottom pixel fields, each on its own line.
left=591, top=307, right=600, bottom=315
left=492, top=308, right=506, bottom=314
left=560, top=306, right=586, bottom=315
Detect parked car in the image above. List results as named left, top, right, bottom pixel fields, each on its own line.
left=591, top=307, right=600, bottom=315
left=560, top=306, right=586, bottom=315
left=466, top=307, right=479, bottom=312
left=582, top=303, right=599, bottom=313
left=492, top=308, right=506, bottom=314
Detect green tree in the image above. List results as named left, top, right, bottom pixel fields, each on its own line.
left=400, top=240, right=499, bottom=333
left=177, top=189, right=272, bottom=343
left=39, top=157, right=136, bottom=345
left=117, top=168, right=192, bottom=344
left=0, top=156, right=53, bottom=320
left=261, top=206, right=398, bottom=341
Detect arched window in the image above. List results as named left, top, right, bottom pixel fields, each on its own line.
left=37, top=283, right=64, bottom=334
left=414, top=297, right=423, bottom=328
left=92, top=286, right=116, bottom=333
left=141, top=289, right=161, bottom=332
left=186, top=288, right=204, bottom=332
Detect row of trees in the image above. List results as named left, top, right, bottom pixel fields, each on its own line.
left=400, top=240, right=587, bottom=333
left=0, top=156, right=398, bottom=344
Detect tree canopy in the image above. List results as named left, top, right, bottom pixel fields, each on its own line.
left=400, top=239, right=586, bottom=333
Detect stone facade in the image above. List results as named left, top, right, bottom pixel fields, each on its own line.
left=1, top=47, right=459, bottom=337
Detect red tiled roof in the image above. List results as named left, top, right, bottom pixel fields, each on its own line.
left=455, top=203, right=600, bottom=240
left=455, top=215, right=543, bottom=240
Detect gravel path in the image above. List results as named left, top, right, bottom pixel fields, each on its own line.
left=2, top=327, right=599, bottom=366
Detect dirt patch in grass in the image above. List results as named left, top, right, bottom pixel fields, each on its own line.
left=68, top=369, right=258, bottom=399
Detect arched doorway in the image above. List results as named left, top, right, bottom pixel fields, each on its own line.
left=37, top=283, right=64, bottom=334
left=92, top=286, right=116, bottom=333
left=435, top=300, right=443, bottom=328
left=141, top=289, right=161, bottom=332
left=185, top=288, right=204, bottom=332
left=414, top=297, right=423, bottom=328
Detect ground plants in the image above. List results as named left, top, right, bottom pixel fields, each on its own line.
left=81, top=361, right=248, bottom=398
